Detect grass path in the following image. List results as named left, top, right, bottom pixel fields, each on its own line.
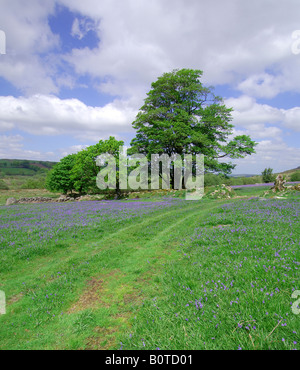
left=1, top=197, right=299, bottom=350
left=64, top=200, right=223, bottom=349
left=0, top=199, right=223, bottom=349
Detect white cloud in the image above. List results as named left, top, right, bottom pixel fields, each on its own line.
left=0, top=0, right=299, bottom=171
left=225, top=95, right=300, bottom=138
left=0, top=0, right=59, bottom=95
left=1, top=0, right=300, bottom=99
left=231, top=138, right=300, bottom=174
left=283, top=107, right=300, bottom=132
left=71, top=17, right=99, bottom=40
left=0, top=134, right=55, bottom=160
left=237, top=73, right=283, bottom=99
left=60, top=144, right=88, bottom=158
left=0, top=94, right=137, bottom=139
left=56, top=0, right=300, bottom=96
left=254, top=139, right=300, bottom=170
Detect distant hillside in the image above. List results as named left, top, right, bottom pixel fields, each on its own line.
left=229, top=174, right=257, bottom=178
left=0, top=159, right=57, bottom=176
left=231, top=166, right=300, bottom=178
left=278, top=166, right=300, bottom=175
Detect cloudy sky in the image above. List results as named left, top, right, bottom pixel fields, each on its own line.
left=0, top=0, right=299, bottom=174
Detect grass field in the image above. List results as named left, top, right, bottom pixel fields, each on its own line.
left=0, top=191, right=299, bottom=350
left=0, top=184, right=272, bottom=206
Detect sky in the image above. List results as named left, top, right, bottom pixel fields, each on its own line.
left=0, top=0, right=299, bottom=175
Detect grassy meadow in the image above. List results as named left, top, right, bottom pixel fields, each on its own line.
left=0, top=185, right=299, bottom=350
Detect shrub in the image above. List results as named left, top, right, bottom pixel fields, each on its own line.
left=204, top=173, right=223, bottom=187
left=290, top=171, right=300, bottom=181
left=0, top=179, right=9, bottom=190
left=20, top=178, right=45, bottom=189
left=262, top=168, right=275, bottom=183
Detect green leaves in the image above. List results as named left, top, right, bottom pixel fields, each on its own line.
left=130, top=68, right=257, bottom=176
left=46, top=154, right=77, bottom=194
left=46, top=137, right=124, bottom=195
left=221, top=135, right=258, bottom=159
left=261, top=167, right=276, bottom=183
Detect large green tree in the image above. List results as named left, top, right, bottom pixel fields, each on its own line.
left=129, top=68, right=257, bottom=181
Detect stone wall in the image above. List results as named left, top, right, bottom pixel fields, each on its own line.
left=5, top=194, right=95, bottom=206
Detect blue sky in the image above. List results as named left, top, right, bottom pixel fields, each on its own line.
left=0, top=0, right=299, bottom=174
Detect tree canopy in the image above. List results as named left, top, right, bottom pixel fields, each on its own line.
left=46, top=136, right=123, bottom=194
left=129, top=68, right=257, bottom=176
left=261, top=167, right=275, bottom=183
left=45, top=153, right=77, bottom=194
left=46, top=69, right=258, bottom=195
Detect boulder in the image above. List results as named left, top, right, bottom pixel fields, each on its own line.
left=56, top=195, right=71, bottom=202
left=6, top=197, right=17, bottom=206
left=294, top=183, right=300, bottom=191
left=205, top=184, right=235, bottom=199
left=76, top=195, right=92, bottom=201
left=271, top=174, right=286, bottom=192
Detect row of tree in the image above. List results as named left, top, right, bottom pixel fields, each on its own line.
left=46, top=68, right=257, bottom=195
left=262, top=168, right=300, bottom=183
left=46, top=136, right=123, bottom=194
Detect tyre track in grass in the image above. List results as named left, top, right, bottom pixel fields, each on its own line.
left=86, top=201, right=199, bottom=252
left=77, top=201, right=223, bottom=349
left=0, top=199, right=225, bottom=350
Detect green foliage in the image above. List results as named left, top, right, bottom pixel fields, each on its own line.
left=46, top=154, right=77, bottom=194
left=0, top=167, right=36, bottom=176
left=0, top=159, right=56, bottom=176
left=20, top=178, right=46, bottom=189
left=290, top=171, right=300, bottom=181
left=204, top=173, right=223, bottom=187
left=70, top=136, right=124, bottom=194
left=0, top=193, right=299, bottom=349
left=129, top=68, right=257, bottom=177
left=45, top=136, right=124, bottom=195
left=72, top=310, right=96, bottom=334
left=262, top=167, right=275, bottom=183
left=0, top=179, right=9, bottom=190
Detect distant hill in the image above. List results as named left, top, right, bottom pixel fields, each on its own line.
left=231, top=166, right=300, bottom=178
left=229, top=174, right=257, bottom=178
left=0, top=159, right=57, bottom=176
left=278, top=166, right=300, bottom=175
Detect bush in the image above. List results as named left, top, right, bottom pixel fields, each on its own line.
left=262, top=168, right=275, bottom=183
left=20, top=178, right=45, bottom=189
left=229, top=177, right=243, bottom=186
left=290, top=172, right=300, bottom=182
left=204, top=173, right=223, bottom=187
left=0, top=179, right=9, bottom=190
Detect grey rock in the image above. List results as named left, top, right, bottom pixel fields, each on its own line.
left=6, top=197, right=17, bottom=206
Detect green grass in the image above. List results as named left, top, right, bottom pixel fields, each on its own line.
left=0, top=195, right=299, bottom=350
left=120, top=197, right=300, bottom=350
left=0, top=168, right=36, bottom=176
left=0, top=189, right=59, bottom=205
left=233, top=186, right=272, bottom=197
